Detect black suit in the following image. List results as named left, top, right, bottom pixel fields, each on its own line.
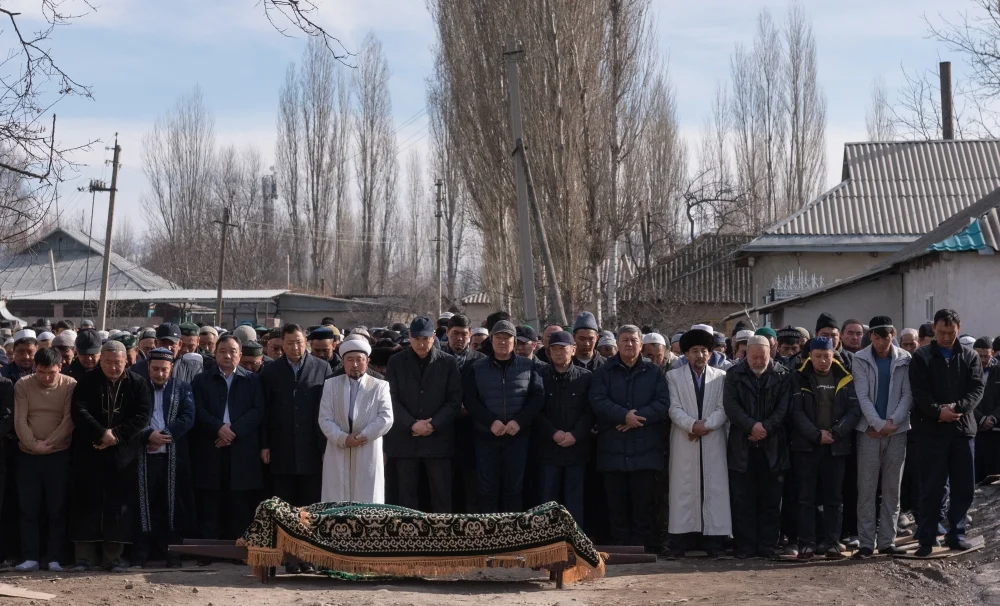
left=385, top=348, right=462, bottom=512
left=192, top=367, right=265, bottom=540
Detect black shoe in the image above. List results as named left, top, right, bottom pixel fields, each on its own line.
left=947, top=537, right=973, bottom=551
left=298, top=562, right=315, bottom=574
left=825, top=547, right=846, bottom=560
left=851, top=547, right=873, bottom=560
left=284, top=564, right=301, bottom=575
left=914, top=545, right=933, bottom=557
left=797, top=547, right=815, bottom=560
left=878, top=545, right=904, bottom=556
left=735, top=551, right=750, bottom=560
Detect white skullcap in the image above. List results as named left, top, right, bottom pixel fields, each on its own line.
left=438, top=312, right=454, bottom=320
left=471, top=327, right=489, bottom=337
left=52, top=330, right=76, bottom=348
left=200, top=326, right=218, bottom=337
left=690, top=324, right=714, bottom=334
left=340, top=339, right=372, bottom=357
left=233, top=325, right=257, bottom=344
left=108, top=330, right=122, bottom=339
left=98, top=330, right=109, bottom=340
left=959, top=335, right=976, bottom=347
left=13, top=329, right=36, bottom=341
left=37, top=331, right=55, bottom=342
left=641, top=333, right=666, bottom=346
left=733, top=330, right=754, bottom=344
left=747, top=335, right=771, bottom=347
left=3, top=338, right=13, bottom=346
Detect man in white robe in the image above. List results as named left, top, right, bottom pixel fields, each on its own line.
left=319, top=339, right=393, bottom=503
left=666, top=326, right=731, bottom=558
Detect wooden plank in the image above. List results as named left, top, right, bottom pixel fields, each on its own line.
left=604, top=553, right=657, bottom=565
left=182, top=539, right=235, bottom=546
left=893, top=535, right=985, bottom=560
left=0, top=583, right=56, bottom=600
left=593, top=545, right=646, bottom=554
left=167, top=544, right=248, bottom=560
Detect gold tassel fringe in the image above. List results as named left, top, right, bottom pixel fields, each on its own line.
left=240, top=529, right=605, bottom=582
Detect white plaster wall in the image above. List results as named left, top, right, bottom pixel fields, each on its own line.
left=770, top=273, right=903, bottom=331
left=750, top=252, right=887, bottom=307
left=902, top=253, right=1000, bottom=334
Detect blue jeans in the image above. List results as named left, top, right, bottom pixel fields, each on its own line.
left=474, top=436, right=530, bottom=513
left=538, top=464, right=586, bottom=526
left=917, top=433, right=974, bottom=547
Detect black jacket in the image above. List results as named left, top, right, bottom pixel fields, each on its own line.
left=723, top=359, right=792, bottom=472
left=384, top=347, right=463, bottom=458
left=462, top=354, right=544, bottom=438
left=70, top=369, right=152, bottom=543
left=573, top=352, right=606, bottom=372
left=63, top=358, right=95, bottom=383
left=259, top=353, right=333, bottom=475
left=445, top=346, right=485, bottom=458
left=191, top=367, right=265, bottom=491
left=790, top=358, right=861, bottom=455
left=910, top=341, right=985, bottom=437
left=589, top=354, right=670, bottom=472
left=0, top=376, right=14, bottom=452
left=533, top=364, right=593, bottom=466
left=974, top=359, right=1000, bottom=427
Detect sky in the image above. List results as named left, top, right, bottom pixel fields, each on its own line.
left=10, top=0, right=972, bottom=239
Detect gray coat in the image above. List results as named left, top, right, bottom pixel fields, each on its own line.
left=852, top=344, right=912, bottom=434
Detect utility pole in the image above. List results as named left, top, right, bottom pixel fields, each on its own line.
left=88, top=137, right=121, bottom=331
left=214, top=207, right=238, bottom=327
left=504, top=36, right=538, bottom=329
left=435, top=179, right=444, bottom=320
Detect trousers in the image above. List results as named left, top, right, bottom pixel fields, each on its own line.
left=17, top=449, right=69, bottom=563
left=603, top=470, right=656, bottom=548
left=916, top=433, right=974, bottom=547
left=855, top=431, right=906, bottom=550
left=729, top=447, right=783, bottom=556
left=474, top=436, right=530, bottom=514
left=394, top=457, right=453, bottom=513
left=795, top=447, right=847, bottom=549
left=538, top=463, right=586, bottom=525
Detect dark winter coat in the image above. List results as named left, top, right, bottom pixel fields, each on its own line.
left=70, top=369, right=152, bottom=543
left=138, top=379, right=196, bottom=535
left=63, top=358, right=96, bottom=383
left=191, top=366, right=265, bottom=491
left=462, top=354, right=544, bottom=439
left=384, top=347, right=463, bottom=458
left=589, top=354, right=670, bottom=472
left=259, top=352, right=333, bottom=475
left=573, top=352, right=606, bottom=372
left=974, top=359, right=1000, bottom=428
left=0, top=377, right=14, bottom=457
left=533, top=364, right=593, bottom=467
left=446, top=346, right=485, bottom=459
left=723, top=359, right=792, bottom=473
left=789, top=358, right=861, bottom=456
left=910, top=341, right=985, bottom=438
left=1, top=363, right=31, bottom=384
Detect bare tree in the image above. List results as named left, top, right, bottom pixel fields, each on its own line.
left=353, top=33, right=395, bottom=295
left=866, top=76, right=896, bottom=141
left=404, top=150, right=426, bottom=279
left=275, top=64, right=307, bottom=287
left=111, top=215, right=139, bottom=260
left=141, top=88, right=216, bottom=288
left=783, top=2, right=825, bottom=213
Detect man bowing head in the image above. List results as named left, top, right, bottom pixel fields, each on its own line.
left=319, top=338, right=393, bottom=503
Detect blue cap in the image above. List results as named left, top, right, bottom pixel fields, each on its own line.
left=809, top=337, right=834, bottom=351
left=409, top=316, right=435, bottom=338
left=516, top=325, right=538, bottom=343
left=548, top=330, right=574, bottom=347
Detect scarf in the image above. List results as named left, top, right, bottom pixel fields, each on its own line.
left=137, top=381, right=181, bottom=533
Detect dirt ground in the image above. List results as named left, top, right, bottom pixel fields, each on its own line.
left=7, top=483, right=1000, bottom=606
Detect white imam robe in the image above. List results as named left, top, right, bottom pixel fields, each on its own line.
left=666, top=364, right=732, bottom=536
left=318, top=373, right=394, bottom=503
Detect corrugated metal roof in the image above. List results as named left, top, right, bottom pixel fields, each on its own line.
left=621, top=235, right=752, bottom=305
left=10, top=289, right=288, bottom=303
left=733, top=186, right=1000, bottom=317
left=746, top=140, right=1000, bottom=251
left=461, top=292, right=491, bottom=305
left=0, top=227, right=175, bottom=296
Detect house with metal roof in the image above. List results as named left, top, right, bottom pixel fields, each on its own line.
left=737, top=140, right=1000, bottom=314
left=0, top=227, right=398, bottom=329
left=728, top=186, right=1000, bottom=332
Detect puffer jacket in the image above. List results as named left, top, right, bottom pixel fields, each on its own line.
left=462, top=354, right=544, bottom=438
left=909, top=341, right=984, bottom=437
left=853, top=344, right=912, bottom=434
left=589, top=354, right=670, bottom=472
left=723, top=359, right=792, bottom=473
left=790, top=358, right=861, bottom=456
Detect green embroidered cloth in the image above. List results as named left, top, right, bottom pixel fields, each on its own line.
left=239, top=498, right=605, bottom=581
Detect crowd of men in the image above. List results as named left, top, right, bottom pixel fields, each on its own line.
left=0, top=305, right=992, bottom=574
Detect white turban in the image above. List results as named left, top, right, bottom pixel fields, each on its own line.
left=340, top=339, right=372, bottom=357
left=13, top=329, right=36, bottom=341
left=690, top=323, right=714, bottom=334
left=641, top=332, right=666, bottom=346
